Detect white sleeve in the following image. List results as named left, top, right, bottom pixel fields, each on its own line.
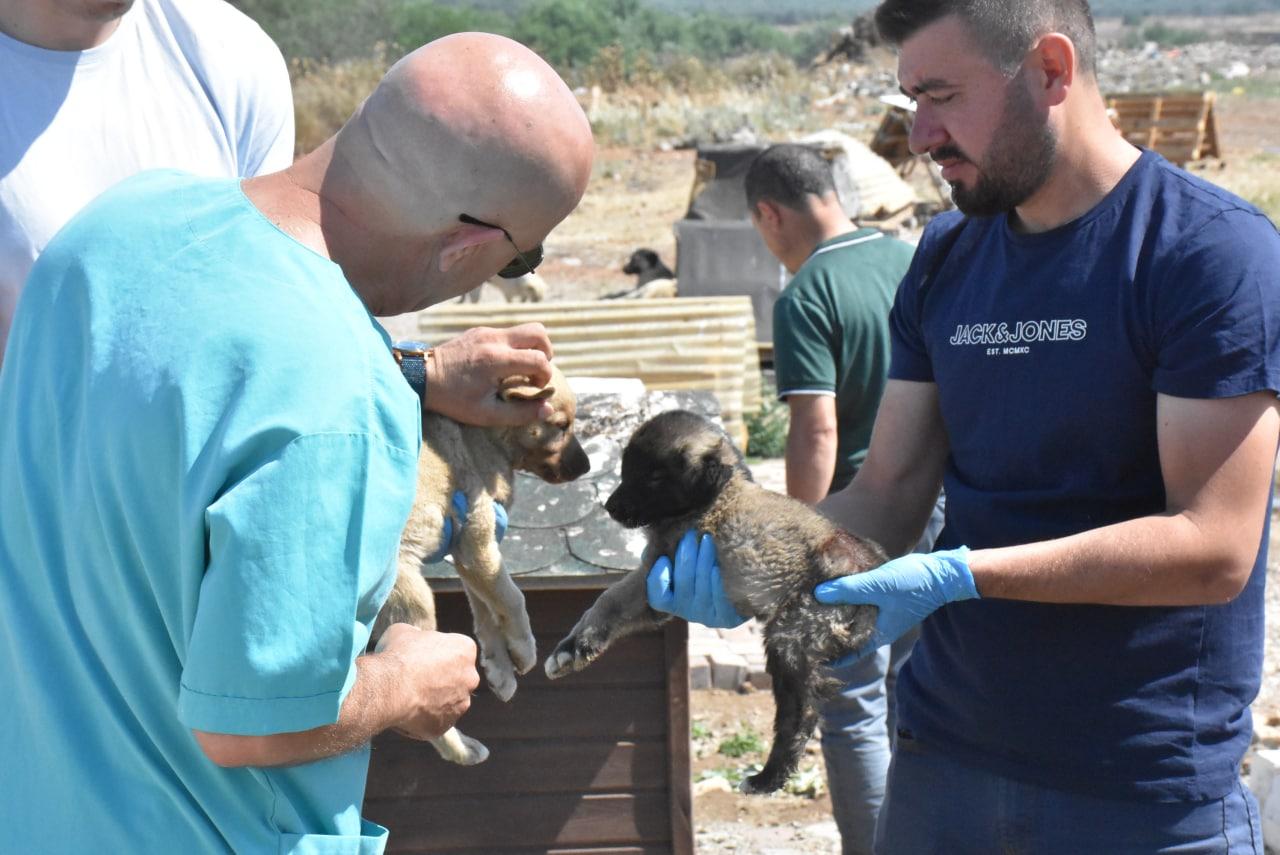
left=235, top=32, right=294, bottom=176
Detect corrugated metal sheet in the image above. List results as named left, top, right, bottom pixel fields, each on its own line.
left=415, top=298, right=762, bottom=449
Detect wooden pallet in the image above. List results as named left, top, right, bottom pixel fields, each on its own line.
left=869, top=106, right=915, bottom=173
left=1105, top=91, right=1221, bottom=166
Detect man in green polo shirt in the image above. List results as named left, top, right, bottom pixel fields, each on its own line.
left=745, top=143, right=943, bottom=855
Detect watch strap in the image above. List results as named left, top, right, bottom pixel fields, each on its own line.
left=392, top=343, right=430, bottom=403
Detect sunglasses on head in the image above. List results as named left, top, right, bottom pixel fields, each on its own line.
left=459, top=214, right=544, bottom=279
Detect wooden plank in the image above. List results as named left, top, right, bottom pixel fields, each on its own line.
left=664, top=620, right=693, bottom=855
left=445, top=686, right=668, bottom=739
left=366, top=737, right=669, bottom=799
left=372, top=792, right=672, bottom=852
left=492, top=848, right=671, bottom=855
left=480, top=848, right=673, bottom=855
left=1203, top=97, right=1220, bottom=159
left=434, top=588, right=628, bottom=636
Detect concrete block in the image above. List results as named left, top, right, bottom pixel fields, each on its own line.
left=1246, top=749, right=1280, bottom=850
left=709, top=651, right=749, bottom=690
left=688, top=639, right=722, bottom=659
left=690, top=655, right=712, bottom=690
left=718, top=620, right=762, bottom=644
left=728, top=640, right=766, bottom=661
left=687, top=624, right=723, bottom=643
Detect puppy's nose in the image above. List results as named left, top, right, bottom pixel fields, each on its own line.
left=563, top=441, right=591, bottom=480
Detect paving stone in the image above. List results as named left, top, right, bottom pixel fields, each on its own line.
left=710, top=651, right=750, bottom=690
left=690, top=656, right=712, bottom=690
left=1246, top=748, right=1280, bottom=850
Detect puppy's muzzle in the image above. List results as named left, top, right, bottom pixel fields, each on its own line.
left=604, top=487, right=645, bottom=528
left=540, top=437, right=591, bottom=484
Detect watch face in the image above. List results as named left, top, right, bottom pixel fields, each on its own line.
left=394, top=340, right=429, bottom=354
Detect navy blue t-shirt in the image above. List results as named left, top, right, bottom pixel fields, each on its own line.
left=889, top=150, right=1280, bottom=801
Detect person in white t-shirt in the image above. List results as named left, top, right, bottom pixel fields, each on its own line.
left=0, top=0, right=294, bottom=368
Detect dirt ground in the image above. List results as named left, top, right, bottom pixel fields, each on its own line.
left=691, top=689, right=841, bottom=853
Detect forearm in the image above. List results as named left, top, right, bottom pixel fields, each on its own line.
left=820, top=462, right=943, bottom=558
left=784, top=426, right=836, bottom=504
left=194, top=651, right=411, bottom=768
left=817, top=380, right=949, bottom=557
left=971, top=508, right=1260, bottom=607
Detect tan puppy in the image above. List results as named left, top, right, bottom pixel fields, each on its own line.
left=375, top=362, right=590, bottom=764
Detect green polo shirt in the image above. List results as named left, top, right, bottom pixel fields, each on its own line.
left=772, top=228, right=915, bottom=492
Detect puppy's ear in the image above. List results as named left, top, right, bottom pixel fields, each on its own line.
left=499, top=376, right=555, bottom=402
left=687, top=446, right=734, bottom=508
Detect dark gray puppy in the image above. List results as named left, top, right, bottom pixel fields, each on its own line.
left=621, top=247, right=674, bottom=285
left=545, top=409, right=884, bottom=794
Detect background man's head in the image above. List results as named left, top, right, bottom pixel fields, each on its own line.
left=745, top=144, right=851, bottom=274
left=876, top=0, right=1097, bottom=216
left=323, top=32, right=594, bottom=311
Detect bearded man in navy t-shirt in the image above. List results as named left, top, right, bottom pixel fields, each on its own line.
left=644, top=0, right=1280, bottom=851
left=809, top=1, right=1280, bottom=851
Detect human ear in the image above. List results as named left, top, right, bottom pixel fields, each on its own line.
left=1032, top=32, right=1076, bottom=107
left=753, top=200, right=784, bottom=233
left=438, top=222, right=507, bottom=273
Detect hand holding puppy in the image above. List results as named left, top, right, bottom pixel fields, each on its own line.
left=374, top=623, right=481, bottom=742
left=426, top=491, right=508, bottom=563
left=646, top=530, right=748, bottom=629
left=426, top=324, right=555, bottom=426
left=814, top=547, right=978, bottom=659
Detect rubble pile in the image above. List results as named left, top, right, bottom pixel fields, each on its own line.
left=812, top=34, right=1280, bottom=103
left=814, top=12, right=884, bottom=66
left=1097, top=40, right=1280, bottom=93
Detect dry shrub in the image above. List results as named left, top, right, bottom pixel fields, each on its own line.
left=582, top=51, right=830, bottom=148
left=291, top=50, right=391, bottom=156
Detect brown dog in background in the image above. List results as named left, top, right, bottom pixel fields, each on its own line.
left=544, top=410, right=882, bottom=793
left=374, top=362, right=590, bottom=765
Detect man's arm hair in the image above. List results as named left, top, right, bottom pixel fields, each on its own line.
left=784, top=394, right=839, bottom=505
left=192, top=651, right=410, bottom=768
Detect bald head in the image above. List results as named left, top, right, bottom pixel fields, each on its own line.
left=315, top=34, right=592, bottom=308
left=350, top=34, right=590, bottom=226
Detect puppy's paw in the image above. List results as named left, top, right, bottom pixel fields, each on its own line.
left=739, top=767, right=786, bottom=795
left=508, top=630, right=537, bottom=675
left=543, top=629, right=604, bottom=680
left=430, top=728, right=490, bottom=766
left=482, top=650, right=519, bottom=702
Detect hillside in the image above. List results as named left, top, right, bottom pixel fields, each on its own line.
left=441, top=0, right=1280, bottom=23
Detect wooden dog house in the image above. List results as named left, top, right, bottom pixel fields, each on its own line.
left=364, top=588, right=691, bottom=854
left=361, top=391, right=719, bottom=854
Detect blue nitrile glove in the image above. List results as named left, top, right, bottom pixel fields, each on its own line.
left=425, top=491, right=509, bottom=563
left=646, top=530, right=748, bottom=629
left=814, top=547, right=977, bottom=659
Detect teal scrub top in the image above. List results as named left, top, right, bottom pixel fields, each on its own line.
left=0, top=170, right=421, bottom=853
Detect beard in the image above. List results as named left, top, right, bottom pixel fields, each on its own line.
left=936, top=72, right=1057, bottom=218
